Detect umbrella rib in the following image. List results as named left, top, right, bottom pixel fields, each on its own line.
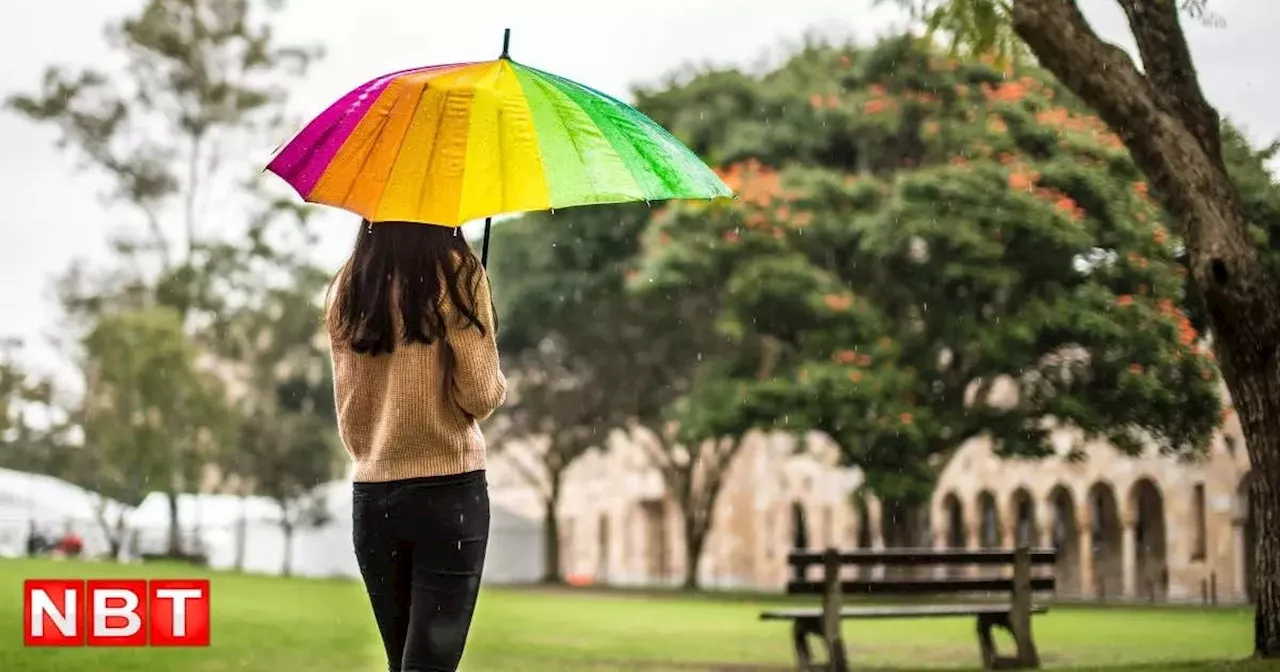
left=374, top=77, right=429, bottom=223
left=338, top=100, right=398, bottom=215
left=541, top=79, right=598, bottom=209
left=416, top=87, right=450, bottom=222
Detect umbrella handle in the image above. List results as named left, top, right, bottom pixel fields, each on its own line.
left=481, top=217, right=492, bottom=268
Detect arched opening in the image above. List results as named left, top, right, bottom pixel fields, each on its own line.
left=1011, top=488, right=1037, bottom=548
left=1129, top=478, right=1168, bottom=601
left=1049, top=485, right=1081, bottom=596
left=597, top=514, right=610, bottom=583
left=942, top=493, right=966, bottom=549
left=791, top=502, right=809, bottom=550
left=1088, top=482, right=1123, bottom=600
left=941, top=492, right=966, bottom=577
left=1239, top=473, right=1256, bottom=603
left=977, top=491, right=1000, bottom=548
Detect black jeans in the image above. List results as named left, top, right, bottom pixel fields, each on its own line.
left=352, top=470, right=489, bottom=672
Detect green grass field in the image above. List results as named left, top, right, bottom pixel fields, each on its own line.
left=0, top=558, right=1272, bottom=671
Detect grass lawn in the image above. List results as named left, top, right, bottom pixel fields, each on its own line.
left=0, top=558, right=1272, bottom=671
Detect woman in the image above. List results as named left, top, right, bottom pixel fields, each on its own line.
left=326, top=220, right=506, bottom=672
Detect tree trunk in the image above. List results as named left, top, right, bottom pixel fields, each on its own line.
left=1009, top=0, right=1280, bottom=655
left=165, top=490, right=182, bottom=557
left=681, top=520, right=707, bottom=591
left=281, top=521, right=294, bottom=578
left=541, top=494, right=563, bottom=584
left=1230, top=364, right=1280, bottom=656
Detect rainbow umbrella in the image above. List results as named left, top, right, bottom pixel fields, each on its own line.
left=265, top=30, right=733, bottom=265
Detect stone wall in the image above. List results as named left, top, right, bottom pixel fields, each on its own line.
left=487, top=413, right=1255, bottom=603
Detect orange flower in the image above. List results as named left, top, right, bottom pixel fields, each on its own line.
left=1200, top=368, right=1213, bottom=381
left=771, top=227, right=786, bottom=240
left=824, top=294, right=854, bottom=311
left=1134, top=182, right=1149, bottom=198
left=722, top=230, right=740, bottom=244
left=809, top=93, right=824, bottom=109
left=775, top=206, right=791, bottom=220
left=826, top=94, right=840, bottom=108
left=1117, top=294, right=1134, bottom=307
left=1129, top=364, right=1143, bottom=375
left=856, top=353, right=872, bottom=367
left=714, top=161, right=781, bottom=206
left=869, top=84, right=888, bottom=96
left=1153, top=225, right=1168, bottom=245
left=985, top=82, right=1027, bottom=102
left=791, top=211, right=815, bottom=227
left=834, top=350, right=859, bottom=364
left=839, top=55, right=852, bottom=67
left=1054, top=196, right=1084, bottom=221
left=658, top=232, right=671, bottom=245
left=1008, top=172, right=1036, bottom=191
left=864, top=99, right=891, bottom=114
left=848, top=370, right=864, bottom=383
left=899, top=412, right=914, bottom=425
left=954, top=84, right=969, bottom=96
left=922, top=121, right=940, bottom=137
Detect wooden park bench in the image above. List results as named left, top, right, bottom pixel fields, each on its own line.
left=760, top=547, right=1056, bottom=671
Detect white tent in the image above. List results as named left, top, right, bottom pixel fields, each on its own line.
left=0, top=468, right=131, bottom=559
left=125, top=492, right=287, bottom=573
left=292, top=478, right=545, bottom=583
left=121, top=478, right=544, bottom=583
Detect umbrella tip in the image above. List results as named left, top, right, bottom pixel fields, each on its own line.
left=501, top=28, right=511, bottom=59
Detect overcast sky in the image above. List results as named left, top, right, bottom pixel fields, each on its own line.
left=1, top=0, right=1276, bottom=386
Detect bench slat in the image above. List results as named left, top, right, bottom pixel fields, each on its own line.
left=785, top=576, right=1056, bottom=595
left=787, top=548, right=1057, bottom=567
left=760, top=604, right=1050, bottom=621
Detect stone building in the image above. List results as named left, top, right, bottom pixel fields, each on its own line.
left=487, top=408, right=1256, bottom=603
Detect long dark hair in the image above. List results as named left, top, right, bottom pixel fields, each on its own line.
left=328, top=220, right=486, bottom=356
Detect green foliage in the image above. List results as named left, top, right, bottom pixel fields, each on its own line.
left=634, top=38, right=1224, bottom=502
left=81, top=307, right=234, bottom=507
left=7, top=1, right=333, bottom=557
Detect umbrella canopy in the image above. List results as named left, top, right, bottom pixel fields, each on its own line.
left=266, top=32, right=732, bottom=228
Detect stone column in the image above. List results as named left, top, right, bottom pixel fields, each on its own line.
left=1078, top=527, right=1094, bottom=598
left=1232, top=519, right=1246, bottom=600
left=1121, top=519, right=1137, bottom=600
left=932, top=530, right=949, bottom=579
left=966, top=524, right=982, bottom=577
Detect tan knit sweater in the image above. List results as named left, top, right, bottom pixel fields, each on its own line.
left=327, top=264, right=507, bottom=482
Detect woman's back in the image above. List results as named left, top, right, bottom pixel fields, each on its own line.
left=326, top=221, right=506, bottom=483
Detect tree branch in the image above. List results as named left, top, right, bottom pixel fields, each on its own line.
left=1112, top=0, right=1221, bottom=166
left=1010, top=0, right=1275, bottom=353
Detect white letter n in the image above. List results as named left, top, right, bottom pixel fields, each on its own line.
left=31, top=589, right=76, bottom=638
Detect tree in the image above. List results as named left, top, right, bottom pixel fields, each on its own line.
left=212, top=207, right=341, bottom=576
left=488, top=206, right=659, bottom=584
left=895, top=0, right=1280, bottom=656
left=81, top=307, right=233, bottom=557
left=0, top=340, right=54, bottom=467
left=6, top=0, right=321, bottom=555
left=489, top=201, right=738, bottom=589
left=635, top=37, right=1222, bottom=524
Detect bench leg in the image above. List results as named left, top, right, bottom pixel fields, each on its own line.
left=976, top=613, right=1040, bottom=670
left=791, top=618, right=850, bottom=672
